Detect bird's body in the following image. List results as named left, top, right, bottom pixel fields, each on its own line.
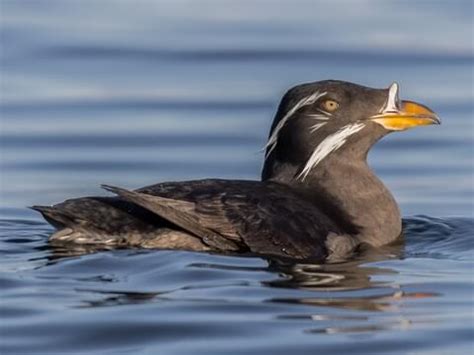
left=33, top=80, right=440, bottom=261
left=36, top=179, right=348, bottom=260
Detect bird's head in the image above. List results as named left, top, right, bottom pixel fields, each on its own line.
left=262, top=80, right=440, bottom=181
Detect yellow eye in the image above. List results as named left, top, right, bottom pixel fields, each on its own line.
left=321, top=99, right=339, bottom=112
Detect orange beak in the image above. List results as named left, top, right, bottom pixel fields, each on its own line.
left=370, top=100, right=441, bottom=131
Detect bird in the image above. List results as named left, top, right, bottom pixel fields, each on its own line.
left=32, top=80, right=440, bottom=261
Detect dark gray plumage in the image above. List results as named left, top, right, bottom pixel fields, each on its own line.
left=32, top=80, right=440, bottom=261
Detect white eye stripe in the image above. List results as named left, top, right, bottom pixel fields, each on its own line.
left=305, top=113, right=330, bottom=121
left=309, top=122, right=327, bottom=133
left=297, top=122, right=366, bottom=180
left=264, top=90, right=327, bottom=158
left=317, top=108, right=333, bottom=116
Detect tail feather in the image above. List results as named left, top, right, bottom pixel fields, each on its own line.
left=30, top=204, right=124, bottom=244
left=30, top=205, right=75, bottom=229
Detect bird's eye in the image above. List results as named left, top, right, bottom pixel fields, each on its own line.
left=321, top=99, right=339, bottom=112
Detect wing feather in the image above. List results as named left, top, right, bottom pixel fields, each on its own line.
left=101, top=185, right=241, bottom=251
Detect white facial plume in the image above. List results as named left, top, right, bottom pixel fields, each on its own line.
left=264, top=91, right=326, bottom=158
left=298, top=122, right=366, bottom=180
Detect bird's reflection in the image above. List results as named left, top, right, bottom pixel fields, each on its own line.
left=43, top=235, right=438, bottom=328
left=77, top=290, right=165, bottom=308
left=265, top=242, right=403, bottom=291
left=262, top=242, right=439, bottom=334
left=46, top=241, right=122, bottom=260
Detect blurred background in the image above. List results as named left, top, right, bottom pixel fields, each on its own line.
left=1, top=2, right=473, bottom=354
left=1, top=0, right=473, bottom=216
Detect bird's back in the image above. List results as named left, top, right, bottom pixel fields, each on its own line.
left=33, top=179, right=344, bottom=260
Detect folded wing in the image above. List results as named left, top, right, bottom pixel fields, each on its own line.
left=102, top=179, right=340, bottom=259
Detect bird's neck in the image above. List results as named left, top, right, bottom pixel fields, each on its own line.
left=265, top=155, right=402, bottom=246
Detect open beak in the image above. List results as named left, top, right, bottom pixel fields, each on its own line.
left=370, top=100, right=441, bottom=131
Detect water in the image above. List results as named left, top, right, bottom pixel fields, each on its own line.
left=1, top=1, right=473, bottom=354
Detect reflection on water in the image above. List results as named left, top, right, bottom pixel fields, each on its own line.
left=1, top=0, right=473, bottom=354
left=1, top=215, right=473, bottom=353
left=45, top=239, right=434, bottom=314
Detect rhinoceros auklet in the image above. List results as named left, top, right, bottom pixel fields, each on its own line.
left=32, top=80, right=440, bottom=261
